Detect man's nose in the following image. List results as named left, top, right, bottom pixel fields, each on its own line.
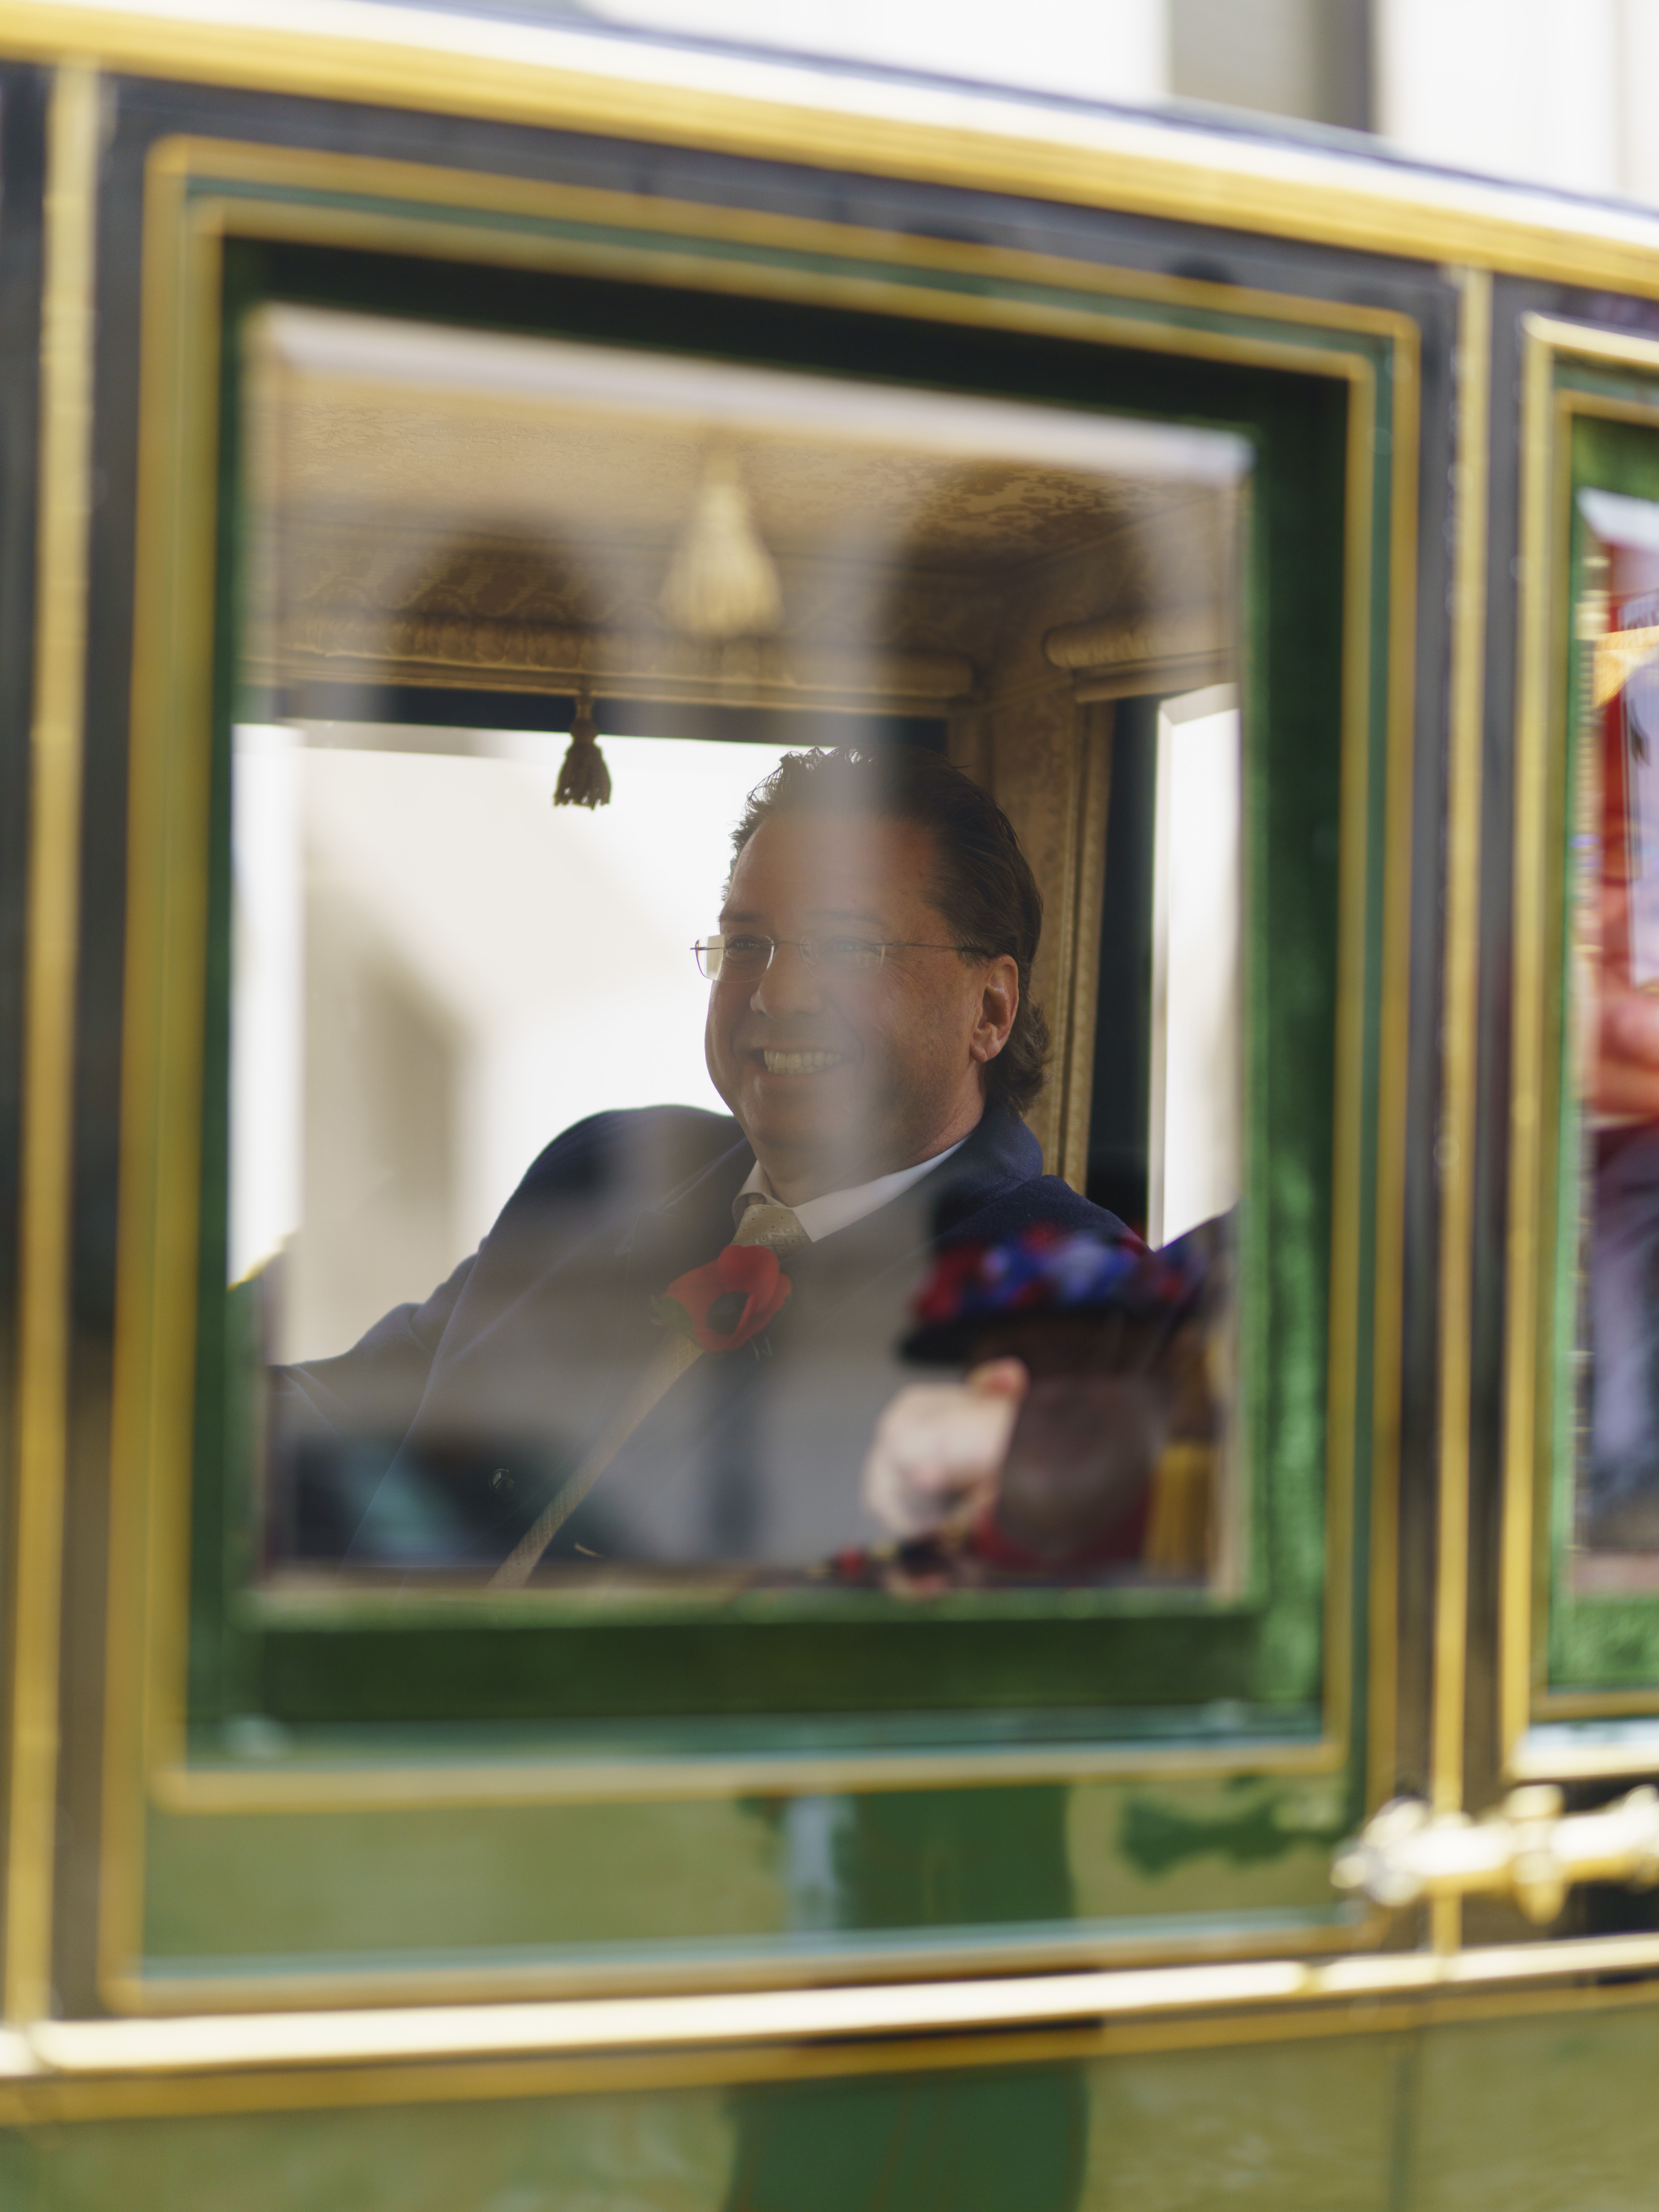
left=750, top=941, right=824, bottom=1019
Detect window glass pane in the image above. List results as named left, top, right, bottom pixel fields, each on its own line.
left=1084, top=697, right=1156, bottom=1235
left=223, top=302, right=1251, bottom=1607
left=1517, top=419, right=1659, bottom=1732
left=1081, top=687, right=1243, bottom=1252
left=232, top=727, right=792, bottom=1366
left=1569, top=481, right=1659, bottom=1586
left=1148, top=683, right=1241, bottom=1249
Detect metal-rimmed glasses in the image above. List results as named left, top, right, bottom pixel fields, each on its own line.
left=693, top=933, right=978, bottom=981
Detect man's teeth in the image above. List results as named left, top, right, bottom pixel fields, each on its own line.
left=763, top=1049, right=845, bottom=1075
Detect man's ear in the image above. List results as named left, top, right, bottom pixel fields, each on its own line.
left=969, top=956, right=1019, bottom=1064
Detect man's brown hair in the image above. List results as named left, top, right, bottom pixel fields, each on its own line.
left=729, top=745, right=1050, bottom=1115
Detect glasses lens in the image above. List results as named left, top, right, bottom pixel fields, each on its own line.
left=816, top=937, right=885, bottom=974
left=693, top=940, right=722, bottom=979
left=714, top=935, right=774, bottom=977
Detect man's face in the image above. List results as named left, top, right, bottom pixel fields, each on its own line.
left=704, top=813, right=1017, bottom=1201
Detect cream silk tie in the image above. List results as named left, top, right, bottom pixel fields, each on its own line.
left=490, top=1193, right=806, bottom=1587
left=730, top=1193, right=810, bottom=1257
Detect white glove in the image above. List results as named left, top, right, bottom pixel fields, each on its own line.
left=860, top=1358, right=1029, bottom=1539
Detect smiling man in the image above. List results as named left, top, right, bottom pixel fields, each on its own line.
left=272, top=745, right=1136, bottom=1574
left=705, top=792, right=1021, bottom=1207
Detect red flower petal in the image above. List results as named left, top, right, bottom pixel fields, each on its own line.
left=715, top=1244, right=782, bottom=1297
left=659, top=1246, right=792, bottom=1351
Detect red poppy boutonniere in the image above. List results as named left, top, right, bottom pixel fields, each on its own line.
left=653, top=1243, right=793, bottom=1352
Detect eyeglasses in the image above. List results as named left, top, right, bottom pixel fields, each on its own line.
left=693, top=933, right=979, bottom=981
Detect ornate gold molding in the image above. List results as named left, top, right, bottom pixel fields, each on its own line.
left=269, top=606, right=974, bottom=714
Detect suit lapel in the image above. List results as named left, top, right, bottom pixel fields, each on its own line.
left=621, top=1134, right=754, bottom=1301
left=783, top=1104, right=1041, bottom=1319
left=561, top=1107, right=1049, bottom=1560
left=620, top=1104, right=1041, bottom=1340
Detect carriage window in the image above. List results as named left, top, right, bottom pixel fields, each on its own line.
left=222, top=305, right=1249, bottom=1601
left=1497, top=407, right=1659, bottom=1748
left=1563, top=480, right=1659, bottom=1599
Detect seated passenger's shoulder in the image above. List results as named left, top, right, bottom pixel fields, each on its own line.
left=962, top=1168, right=1140, bottom=1252
left=508, top=1104, right=745, bottom=1213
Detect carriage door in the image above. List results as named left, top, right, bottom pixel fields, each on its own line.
left=3, top=61, right=1447, bottom=2203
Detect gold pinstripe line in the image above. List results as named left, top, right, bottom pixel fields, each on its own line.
left=5, top=63, right=100, bottom=2027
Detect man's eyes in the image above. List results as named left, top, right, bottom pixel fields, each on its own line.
left=716, top=933, right=884, bottom=965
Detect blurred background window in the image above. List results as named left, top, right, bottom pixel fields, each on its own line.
left=433, top=0, right=1659, bottom=206
left=1170, top=0, right=1371, bottom=130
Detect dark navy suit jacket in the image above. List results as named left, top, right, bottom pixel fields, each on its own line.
left=272, top=1099, right=1130, bottom=1571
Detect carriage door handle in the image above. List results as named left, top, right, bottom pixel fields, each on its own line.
left=1332, top=1784, right=1659, bottom=1924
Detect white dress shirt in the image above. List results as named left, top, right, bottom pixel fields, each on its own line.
left=733, top=1139, right=968, bottom=1244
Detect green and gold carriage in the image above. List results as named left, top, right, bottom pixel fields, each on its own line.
left=2, top=6, right=1659, bottom=2204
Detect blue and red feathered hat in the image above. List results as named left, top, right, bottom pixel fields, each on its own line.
left=901, top=1219, right=1215, bottom=1365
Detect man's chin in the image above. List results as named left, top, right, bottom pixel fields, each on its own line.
left=740, top=1100, right=853, bottom=1155
left=735, top=1076, right=875, bottom=1159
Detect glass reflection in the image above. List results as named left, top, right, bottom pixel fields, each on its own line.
left=853, top=1220, right=1227, bottom=1592
left=1577, top=490, right=1659, bottom=1567
left=230, top=306, right=1248, bottom=1591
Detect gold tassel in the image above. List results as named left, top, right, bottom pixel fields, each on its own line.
left=552, top=692, right=612, bottom=810
left=660, top=451, right=782, bottom=641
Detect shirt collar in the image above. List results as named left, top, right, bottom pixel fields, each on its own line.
left=734, top=1138, right=969, bottom=1244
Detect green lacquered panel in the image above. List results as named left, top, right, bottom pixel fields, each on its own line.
left=18, top=2003, right=1659, bottom=2209
left=2, top=2087, right=735, bottom=2212
left=0, top=2029, right=1408, bottom=2212
left=730, top=2034, right=1404, bottom=2211
left=138, top=1771, right=1357, bottom=1988
left=1069, top=2034, right=1402, bottom=2211
left=1405, top=2003, right=1659, bottom=2212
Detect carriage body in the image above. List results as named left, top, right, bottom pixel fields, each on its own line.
left=0, top=9, right=1655, bottom=2205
